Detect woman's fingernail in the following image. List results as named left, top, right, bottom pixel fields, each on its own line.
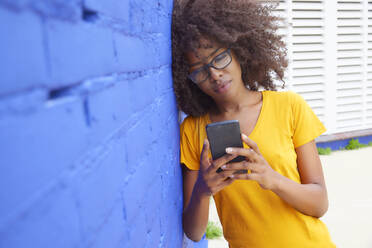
left=221, top=165, right=226, bottom=169
left=226, top=148, right=233, bottom=153
left=242, top=134, right=248, bottom=139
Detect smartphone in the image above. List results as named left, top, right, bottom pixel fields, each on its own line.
left=206, top=120, right=247, bottom=174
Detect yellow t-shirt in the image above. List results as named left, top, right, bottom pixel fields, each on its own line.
left=180, top=90, right=336, bottom=248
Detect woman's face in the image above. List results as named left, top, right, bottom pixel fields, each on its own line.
left=186, top=41, right=244, bottom=101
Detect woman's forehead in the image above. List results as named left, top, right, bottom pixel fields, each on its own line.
left=187, top=37, right=218, bottom=54
left=186, top=46, right=222, bottom=67
left=192, top=46, right=220, bottom=59
left=185, top=37, right=228, bottom=66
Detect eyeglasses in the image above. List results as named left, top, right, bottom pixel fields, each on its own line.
left=188, top=48, right=232, bottom=85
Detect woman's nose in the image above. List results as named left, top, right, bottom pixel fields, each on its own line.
left=209, top=67, right=223, bottom=80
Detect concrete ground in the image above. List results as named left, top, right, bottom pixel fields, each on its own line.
left=208, top=147, right=372, bottom=248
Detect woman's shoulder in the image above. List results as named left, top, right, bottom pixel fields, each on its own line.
left=180, top=114, right=209, bottom=132
left=264, top=90, right=303, bottom=104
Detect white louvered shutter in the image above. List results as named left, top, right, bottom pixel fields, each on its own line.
left=289, top=0, right=326, bottom=123
left=271, top=0, right=372, bottom=134
left=367, top=1, right=372, bottom=126
left=261, top=1, right=372, bottom=134
left=265, top=0, right=327, bottom=123
left=335, top=0, right=364, bottom=132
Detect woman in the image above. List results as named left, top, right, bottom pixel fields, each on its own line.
left=172, top=0, right=336, bottom=247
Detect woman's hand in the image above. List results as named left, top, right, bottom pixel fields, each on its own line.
left=182, top=139, right=238, bottom=242
left=224, top=134, right=329, bottom=217
left=195, top=139, right=238, bottom=196
left=223, top=133, right=281, bottom=190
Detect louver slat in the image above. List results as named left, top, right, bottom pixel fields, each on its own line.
left=336, top=0, right=364, bottom=130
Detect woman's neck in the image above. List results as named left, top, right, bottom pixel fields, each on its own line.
left=213, top=88, right=262, bottom=116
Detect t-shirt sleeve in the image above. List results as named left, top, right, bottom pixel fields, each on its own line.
left=290, top=92, right=327, bottom=148
left=180, top=116, right=200, bottom=170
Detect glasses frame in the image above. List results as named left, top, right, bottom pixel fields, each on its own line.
left=188, top=48, right=232, bottom=85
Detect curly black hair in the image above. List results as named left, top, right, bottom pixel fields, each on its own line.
left=172, top=0, right=288, bottom=117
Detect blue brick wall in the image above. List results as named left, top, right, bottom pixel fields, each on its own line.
left=0, top=1, right=206, bottom=247
left=317, top=135, right=372, bottom=150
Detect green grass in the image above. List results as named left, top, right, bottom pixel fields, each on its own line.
left=317, top=147, right=332, bottom=155
left=317, top=139, right=372, bottom=154
left=206, top=221, right=222, bottom=239
left=345, top=139, right=368, bottom=150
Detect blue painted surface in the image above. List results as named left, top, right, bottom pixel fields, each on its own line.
left=0, top=7, right=47, bottom=95
left=317, top=135, right=372, bottom=150
left=0, top=1, right=207, bottom=247
left=84, top=0, right=130, bottom=22
left=183, top=234, right=209, bottom=248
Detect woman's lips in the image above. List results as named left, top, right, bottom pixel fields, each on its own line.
left=214, top=80, right=231, bottom=93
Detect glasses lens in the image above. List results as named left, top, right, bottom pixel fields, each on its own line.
left=188, top=49, right=232, bottom=84
left=190, top=68, right=209, bottom=84
left=212, top=51, right=231, bottom=69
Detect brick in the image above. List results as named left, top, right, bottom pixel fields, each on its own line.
left=0, top=98, right=87, bottom=224
left=81, top=78, right=134, bottom=144
left=123, top=93, right=178, bottom=169
left=86, top=77, right=147, bottom=146
left=152, top=93, right=179, bottom=136
left=46, top=19, right=116, bottom=88
left=168, top=226, right=183, bottom=248
left=122, top=160, right=155, bottom=225
left=166, top=199, right=183, bottom=237
left=113, top=32, right=171, bottom=73
left=73, top=139, right=126, bottom=240
left=0, top=186, right=80, bottom=248
left=127, top=212, right=147, bottom=248
left=153, top=66, right=173, bottom=96
left=0, top=8, right=48, bottom=95
left=130, top=0, right=158, bottom=34
left=148, top=1, right=173, bottom=36
left=144, top=98, right=177, bottom=141
left=144, top=216, right=161, bottom=248
left=84, top=0, right=129, bottom=22
left=127, top=74, right=158, bottom=113
left=128, top=0, right=148, bottom=34
left=153, top=35, right=172, bottom=66
left=87, top=200, right=127, bottom=248
left=0, top=88, right=47, bottom=118
left=123, top=114, right=154, bottom=171
left=128, top=0, right=172, bottom=36
left=30, top=0, right=82, bottom=22
left=0, top=0, right=29, bottom=11
left=144, top=176, right=162, bottom=226
left=114, top=33, right=155, bottom=72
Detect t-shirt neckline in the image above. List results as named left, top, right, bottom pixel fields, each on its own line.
left=206, top=90, right=266, bottom=138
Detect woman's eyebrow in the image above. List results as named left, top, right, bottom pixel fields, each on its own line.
left=189, top=47, right=222, bottom=67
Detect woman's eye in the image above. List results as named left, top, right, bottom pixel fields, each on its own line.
left=190, top=67, right=203, bottom=74
left=214, top=53, right=227, bottom=62
left=191, top=67, right=207, bottom=76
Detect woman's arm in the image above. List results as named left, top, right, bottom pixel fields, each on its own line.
left=182, top=165, right=210, bottom=242
left=225, top=134, right=329, bottom=218
left=272, top=140, right=329, bottom=217
left=182, top=139, right=236, bottom=242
